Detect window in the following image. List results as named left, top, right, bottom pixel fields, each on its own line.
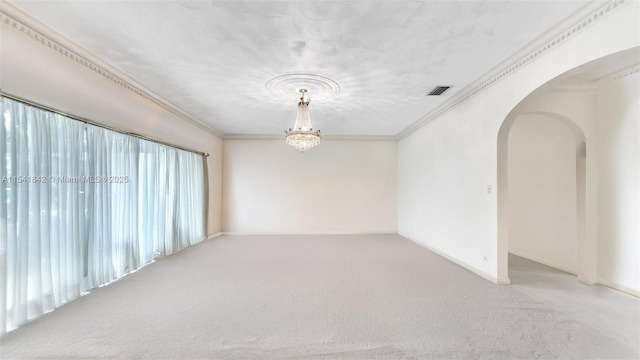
left=0, top=96, right=205, bottom=334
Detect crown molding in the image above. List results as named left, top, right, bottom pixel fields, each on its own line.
left=546, top=84, right=599, bottom=93
left=323, top=135, right=397, bottom=141
left=0, top=0, right=224, bottom=138
left=224, top=134, right=397, bottom=141
left=604, top=63, right=640, bottom=81
left=224, top=134, right=283, bottom=140
left=548, top=62, right=640, bottom=92
left=221, top=232, right=398, bottom=236
left=397, top=0, right=629, bottom=139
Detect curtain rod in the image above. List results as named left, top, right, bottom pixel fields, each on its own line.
left=0, top=92, right=210, bottom=158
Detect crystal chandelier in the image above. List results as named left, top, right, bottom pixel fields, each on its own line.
left=284, top=88, right=322, bottom=152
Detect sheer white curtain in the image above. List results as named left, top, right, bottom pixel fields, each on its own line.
left=0, top=97, right=205, bottom=334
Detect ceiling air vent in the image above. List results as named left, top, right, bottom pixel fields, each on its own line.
left=427, top=86, right=451, bottom=96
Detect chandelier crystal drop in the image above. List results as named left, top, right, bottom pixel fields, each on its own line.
left=284, top=88, right=322, bottom=152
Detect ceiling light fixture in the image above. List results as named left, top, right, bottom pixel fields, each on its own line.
left=284, top=88, right=322, bottom=152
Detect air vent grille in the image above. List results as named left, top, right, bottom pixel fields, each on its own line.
left=427, top=86, right=451, bottom=96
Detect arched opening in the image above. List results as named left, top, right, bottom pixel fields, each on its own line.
left=496, top=47, right=639, bottom=286
left=499, top=111, right=590, bottom=283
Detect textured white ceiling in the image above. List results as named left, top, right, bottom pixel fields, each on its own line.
left=15, top=1, right=592, bottom=135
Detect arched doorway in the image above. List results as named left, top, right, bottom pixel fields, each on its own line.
left=498, top=110, right=592, bottom=284
left=496, top=48, right=639, bottom=285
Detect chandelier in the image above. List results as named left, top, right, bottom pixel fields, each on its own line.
left=284, top=88, right=322, bottom=152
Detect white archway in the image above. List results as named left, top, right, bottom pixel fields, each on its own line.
left=495, top=47, right=640, bottom=285
left=497, top=109, right=593, bottom=283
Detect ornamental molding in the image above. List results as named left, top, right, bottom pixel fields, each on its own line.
left=607, top=64, right=640, bottom=81
left=224, top=134, right=397, bottom=141
left=398, top=0, right=629, bottom=139
left=0, top=1, right=223, bottom=137
left=265, top=74, right=341, bottom=100
left=546, top=85, right=598, bottom=93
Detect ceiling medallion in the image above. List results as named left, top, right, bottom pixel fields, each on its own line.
left=266, top=74, right=340, bottom=100
left=284, top=88, right=322, bottom=153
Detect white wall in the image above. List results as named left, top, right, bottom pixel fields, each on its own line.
left=398, top=2, right=639, bottom=283
left=398, top=99, right=498, bottom=280
left=223, top=139, right=397, bottom=234
left=0, top=13, right=224, bottom=235
left=596, top=72, right=640, bottom=294
left=507, top=114, right=579, bottom=274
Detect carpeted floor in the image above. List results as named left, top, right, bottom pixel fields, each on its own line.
left=1, top=235, right=638, bottom=359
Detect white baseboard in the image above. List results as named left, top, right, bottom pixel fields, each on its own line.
left=400, top=234, right=506, bottom=285
left=509, top=249, right=577, bottom=275
left=220, top=231, right=398, bottom=236
left=578, top=276, right=597, bottom=286
left=597, top=278, right=640, bottom=298
left=207, top=232, right=222, bottom=239
left=509, top=250, right=639, bottom=298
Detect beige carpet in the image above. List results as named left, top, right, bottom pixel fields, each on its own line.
left=1, top=235, right=638, bottom=359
